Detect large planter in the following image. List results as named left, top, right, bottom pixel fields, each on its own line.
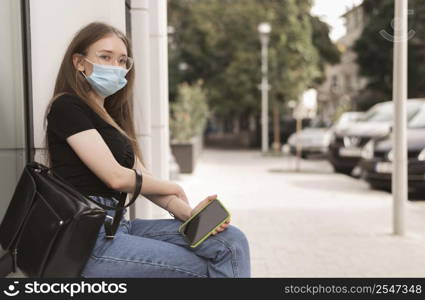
left=171, top=140, right=195, bottom=174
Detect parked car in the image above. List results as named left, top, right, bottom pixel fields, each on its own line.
left=266, top=117, right=311, bottom=147
left=288, top=118, right=333, bottom=158
left=360, top=102, right=425, bottom=193
left=331, top=112, right=365, bottom=132
left=327, top=99, right=425, bottom=175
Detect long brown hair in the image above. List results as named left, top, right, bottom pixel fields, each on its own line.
left=42, top=22, right=144, bottom=168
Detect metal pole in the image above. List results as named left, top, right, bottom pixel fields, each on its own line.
left=260, top=35, right=269, bottom=153
left=392, top=0, right=408, bottom=236
left=295, top=117, right=302, bottom=171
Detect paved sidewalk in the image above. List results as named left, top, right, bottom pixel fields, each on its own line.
left=175, top=148, right=425, bottom=277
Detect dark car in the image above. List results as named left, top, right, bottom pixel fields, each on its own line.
left=360, top=104, right=425, bottom=193
left=327, top=99, right=425, bottom=175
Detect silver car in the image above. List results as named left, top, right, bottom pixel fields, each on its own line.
left=288, top=119, right=333, bottom=158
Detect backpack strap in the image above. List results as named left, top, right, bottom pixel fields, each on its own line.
left=104, top=169, right=142, bottom=239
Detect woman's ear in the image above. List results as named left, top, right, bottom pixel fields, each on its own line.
left=72, top=54, right=85, bottom=72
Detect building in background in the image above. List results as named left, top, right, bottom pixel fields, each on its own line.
left=317, top=3, right=368, bottom=122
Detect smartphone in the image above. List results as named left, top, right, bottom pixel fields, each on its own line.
left=179, top=198, right=231, bottom=248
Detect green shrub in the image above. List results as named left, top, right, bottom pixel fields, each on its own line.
left=170, top=80, right=209, bottom=143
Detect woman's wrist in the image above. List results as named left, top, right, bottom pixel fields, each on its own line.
left=165, top=195, right=178, bottom=217
left=167, top=196, right=192, bottom=222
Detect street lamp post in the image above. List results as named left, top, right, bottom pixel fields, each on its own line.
left=258, top=22, right=271, bottom=153
left=167, top=25, right=175, bottom=49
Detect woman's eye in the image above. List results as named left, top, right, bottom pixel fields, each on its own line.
left=100, top=55, right=111, bottom=61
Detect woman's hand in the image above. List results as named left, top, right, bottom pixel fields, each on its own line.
left=191, top=194, right=231, bottom=236
left=171, top=183, right=189, bottom=205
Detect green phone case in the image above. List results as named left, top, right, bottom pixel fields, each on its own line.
left=178, top=198, right=231, bottom=248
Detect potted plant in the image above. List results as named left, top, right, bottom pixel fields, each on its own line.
left=170, top=80, right=209, bottom=173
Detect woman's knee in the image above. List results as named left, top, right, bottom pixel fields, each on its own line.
left=219, top=224, right=250, bottom=250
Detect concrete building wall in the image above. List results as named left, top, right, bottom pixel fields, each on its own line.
left=317, top=4, right=368, bottom=122
left=127, top=0, right=170, bottom=219
left=0, top=0, right=26, bottom=222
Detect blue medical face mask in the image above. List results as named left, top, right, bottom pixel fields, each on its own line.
left=81, top=58, right=129, bottom=97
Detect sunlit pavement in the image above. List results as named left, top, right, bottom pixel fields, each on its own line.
left=175, top=148, right=425, bottom=277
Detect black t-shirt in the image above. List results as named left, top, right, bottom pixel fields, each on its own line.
left=47, top=93, right=135, bottom=198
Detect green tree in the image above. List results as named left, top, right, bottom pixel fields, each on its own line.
left=168, top=0, right=340, bottom=148
left=309, top=15, right=341, bottom=87
left=353, top=0, right=425, bottom=110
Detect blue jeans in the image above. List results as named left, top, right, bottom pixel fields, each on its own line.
left=80, top=195, right=251, bottom=278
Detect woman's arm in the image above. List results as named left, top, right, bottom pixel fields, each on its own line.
left=132, top=156, right=189, bottom=203
left=131, top=156, right=192, bottom=220
left=148, top=194, right=192, bottom=221
left=66, top=129, right=181, bottom=196
left=114, top=167, right=178, bottom=195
